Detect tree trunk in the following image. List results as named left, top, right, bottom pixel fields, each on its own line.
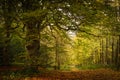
left=112, top=36, right=115, bottom=64
left=105, top=37, right=108, bottom=65
left=117, top=35, right=120, bottom=70
left=3, top=21, right=11, bottom=65
left=101, top=38, right=105, bottom=64
left=25, top=22, right=40, bottom=68
left=2, top=0, right=14, bottom=65
left=100, top=39, right=103, bottom=64
left=115, top=37, right=120, bottom=70
left=55, top=38, right=60, bottom=70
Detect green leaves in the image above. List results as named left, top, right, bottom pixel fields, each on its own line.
left=22, top=9, right=48, bottom=23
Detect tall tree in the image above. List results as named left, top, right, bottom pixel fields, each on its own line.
left=21, top=0, right=48, bottom=67
left=0, top=0, right=19, bottom=65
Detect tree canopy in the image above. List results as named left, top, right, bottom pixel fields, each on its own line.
left=0, top=0, right=120, bottom=70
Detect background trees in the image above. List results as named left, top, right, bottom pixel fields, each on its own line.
left=0, top=0, right=120, bottom=70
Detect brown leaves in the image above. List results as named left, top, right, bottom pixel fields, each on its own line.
left=21, top=69, right=120, bottom=80
left=4, top=68, right=119, bottom=80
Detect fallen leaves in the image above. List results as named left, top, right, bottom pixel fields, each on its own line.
left=21, top=68, right=120, bottom=80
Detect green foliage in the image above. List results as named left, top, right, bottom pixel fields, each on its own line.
left=10, top=36, right=25, bottom=54
left=19, top=67, right=39, bottom=75
left=8, top=35, right=25, bottom=65
left=0, top=0, right=120, bottom=71
left=77, top=64, right=108, bottom=70
left=23, top=9, right=48, bottom=23
left=0, top=68, right=40, bottom=80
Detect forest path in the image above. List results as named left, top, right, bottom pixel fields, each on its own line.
left=19, top=69, right=120, bottom=80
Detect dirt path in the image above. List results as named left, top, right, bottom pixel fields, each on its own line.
left=0, top=67, right=120, bottom=80
left=19, top=69, right=120, bottom=80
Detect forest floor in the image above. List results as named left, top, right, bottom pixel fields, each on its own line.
left=25, top=69, right=120, bottom=80
left=0, top=67, right=120, bottom=80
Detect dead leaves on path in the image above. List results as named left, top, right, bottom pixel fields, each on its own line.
left=20, top=69, right=120, bottom=80
left=19, top=69, right=120, bottom=80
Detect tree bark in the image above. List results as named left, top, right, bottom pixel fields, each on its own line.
left=105, top=37, right=108, bottom=64
left=112, top=36, right=115, bottom=64
left=55, top=38, right=60, bottom=70
left=115, top=37, right=119, bottom=70
left=25, top=22, right=40, bottom=68
left=2, top=0, right=14, bottom=66
left=3, top=21, right=11, bottom=65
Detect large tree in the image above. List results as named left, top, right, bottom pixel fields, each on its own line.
left=0, top=0, right=20, bottom=65
left=0, top=0, right=115, bottom=68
